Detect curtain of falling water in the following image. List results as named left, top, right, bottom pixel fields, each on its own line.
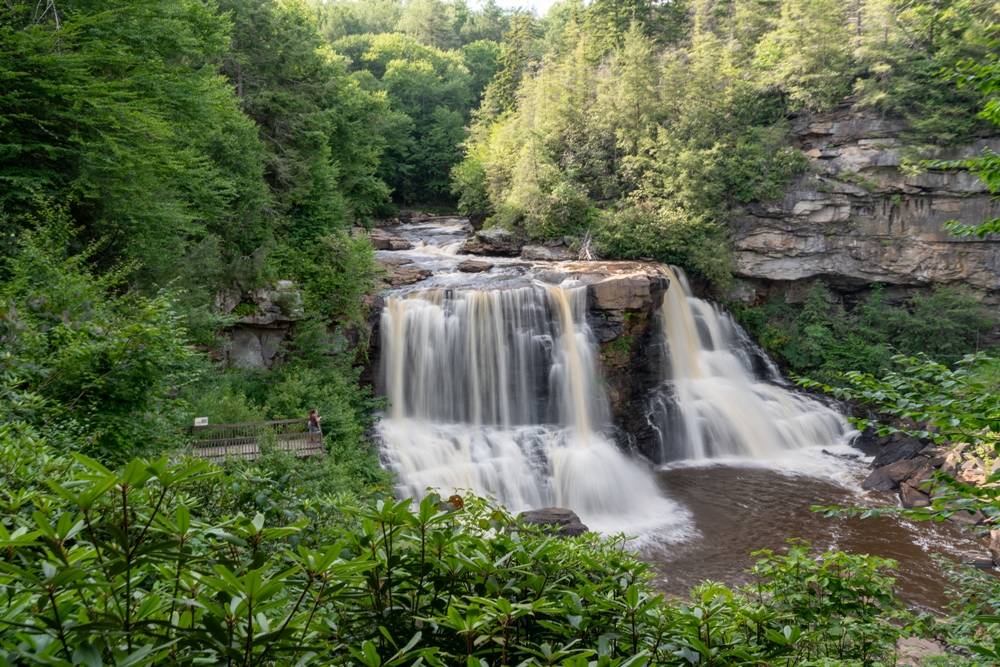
left=648, top=266, right=851, bottom=461
left=378, top=284, right=682, bottom=534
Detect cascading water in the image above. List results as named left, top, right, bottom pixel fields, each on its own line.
left=378, top=284, right=687, bottom=534
left=648, top=266, right=852, bottom=461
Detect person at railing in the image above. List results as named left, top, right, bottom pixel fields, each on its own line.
left=307, top=408, right=322, bottom=444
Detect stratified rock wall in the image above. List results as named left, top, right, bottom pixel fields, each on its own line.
left=731, top=108, right=1000, bottom=301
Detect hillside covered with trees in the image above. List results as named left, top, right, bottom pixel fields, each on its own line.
left=1, top=0, right=998, bottom=664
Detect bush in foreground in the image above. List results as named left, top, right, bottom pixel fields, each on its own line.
left=0, top=431, right=920, bottom=665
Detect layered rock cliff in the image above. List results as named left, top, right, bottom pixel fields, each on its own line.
left=730, top=108, right=1000, bottom=303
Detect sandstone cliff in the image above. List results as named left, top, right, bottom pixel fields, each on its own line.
left=731, top=108, right=1000, bottom=303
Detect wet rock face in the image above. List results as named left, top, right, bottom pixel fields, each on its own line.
left=731, top=108, right=1000, bottom=301
left=518, top=508, right=588, bottom=536
left=521, top=244, right=576, bottom=261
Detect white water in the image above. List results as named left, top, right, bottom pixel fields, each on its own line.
left=648, top=266, right=852, bottom=461
left=378, top=284, right=688, bottom=535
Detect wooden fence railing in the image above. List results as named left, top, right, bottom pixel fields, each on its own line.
left=190, top=419, right=325, bottom=462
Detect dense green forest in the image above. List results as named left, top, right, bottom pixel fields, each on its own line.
left=1, top=0, right=999, bottom=664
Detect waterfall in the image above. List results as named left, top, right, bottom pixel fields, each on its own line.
left=378, top=284, right=686, bottom=534
left=648, top=267, right=851, bottom=461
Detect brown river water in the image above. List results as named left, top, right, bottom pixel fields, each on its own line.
left=646, top=462, right=989, bottom=613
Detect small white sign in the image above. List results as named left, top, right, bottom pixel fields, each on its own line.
left=193, top=417, right=209, bottom=427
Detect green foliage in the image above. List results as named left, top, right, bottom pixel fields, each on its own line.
left=453, top=0, right=996, bottom=288
left=334, top=32, right=474, bottom=202
left=935, top=41, right=1000, bottom=238
left=0, top=223, right=200, bottom=461
left=268, top=231, right=378, bottom=325
left=930, top=557, right=1000, bottom=660
left=736, top=282, right=996, bottom=382
left=753, top=0, right=855, bottom=110
left=853, top=0, right=997, bottom=145
left=0, top=0, right=271, bottom=294
left=1, top=0, right=386, bottom=354
left=595, top=203, right=733, bottom=288
left=0, top=435, right=913, bottom=665
left=221, top=0, right=390, bottom=232
left=749, top=541, right=903, bottom=663
left=455, top=13, right=809, bottom=287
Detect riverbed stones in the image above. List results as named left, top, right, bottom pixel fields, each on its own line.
left=518, top=508, right=589, bottom=537
left=900, top=482, right=931, bottom=508
left=386, top=265, right=432, bottom=286
left=460, top=228, right=523, bottom=256
left=457, top=258, right=494, bottom=273
left=370, top=228, right=413, bottom=250
left=990, top=529, right=1000, bottom=566
left=376, top=256, right=432, bottom=286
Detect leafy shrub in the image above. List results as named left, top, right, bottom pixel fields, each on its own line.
left=0, top=224, right=200, bottom=462
left=268, top=231, right=378, bottom=327
left=929, top=556, right=1000, bottom=662
left=595, top=202, right=733, bottom=288
left=735, top=282, right=997, bottom=382
left=0, top=436, right=915, bottom=666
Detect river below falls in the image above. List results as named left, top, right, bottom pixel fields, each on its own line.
left=644, top=460, right=988, bottom=613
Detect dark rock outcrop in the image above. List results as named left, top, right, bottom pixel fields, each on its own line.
left=861, top=458, right=934, bottom=492
left=869, top=433, right=927, bottom=467
left=900, top=482, right=931, bottom=508
left=730, top=107, right=1000, bottom=303
left=519, top=508, right=589, bottom=536
left=221, top=280, right=305, bottom=369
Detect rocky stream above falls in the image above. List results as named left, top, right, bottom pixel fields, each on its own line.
left=368, top=216, right=991, bottom=612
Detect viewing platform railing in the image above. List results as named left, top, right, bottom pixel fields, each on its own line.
left=190, top=419, right=325, bottom=462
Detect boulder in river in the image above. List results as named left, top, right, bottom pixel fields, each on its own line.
left=370, top=228, right=413, bottom=251
left=377, top=257, right=431, bottom=286
left=900, top=482, right=931, bottom=508
left=870, top=433, right=926, bottom=467
left=519, top=508, right=589, bottom=537
left=458, top=258, right=494, bottom=273
left=861, top=458, right=934, bottom=492
left=460, top=228, right=523, bottom=256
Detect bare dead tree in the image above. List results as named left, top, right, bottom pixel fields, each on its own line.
left=32, top=0, right=61, bottom=28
